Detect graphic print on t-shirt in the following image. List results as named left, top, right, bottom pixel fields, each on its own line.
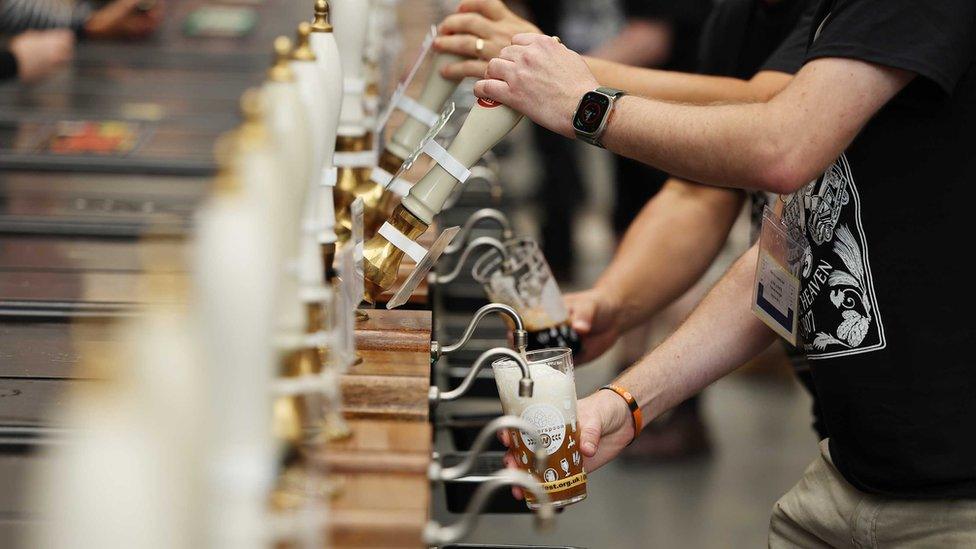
left=782, top=154, right=886, bottom=360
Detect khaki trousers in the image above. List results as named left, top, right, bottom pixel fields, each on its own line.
left=768, top=440, right=976, bottom=548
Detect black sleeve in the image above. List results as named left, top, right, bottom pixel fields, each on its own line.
left=623, top=0, right=712, bottom=25
left=0, top=50, right=18, bottom=81
left=760, top=0, right=817, bottom=75
left=806, top=0, right=976, bottom=94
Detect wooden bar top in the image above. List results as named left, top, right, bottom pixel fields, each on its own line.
left=329, top=307, right=434, bottom=548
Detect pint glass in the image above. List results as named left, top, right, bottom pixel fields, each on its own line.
left=472, top=238, right=582, bottom=355
left=492, top=348, right=586, bottom=509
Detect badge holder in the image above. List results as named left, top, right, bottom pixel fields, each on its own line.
left=752, top=206, right=803, bottom=346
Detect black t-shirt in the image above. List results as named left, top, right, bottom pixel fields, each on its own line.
left=782, top=0, right=976, bottom=498
left=698, top=0, right=813, bottom=79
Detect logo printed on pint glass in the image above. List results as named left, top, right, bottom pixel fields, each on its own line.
left=520, top=403, right=567, bottom=456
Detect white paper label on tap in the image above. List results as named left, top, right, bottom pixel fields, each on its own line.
left=333, top=150, right=378, bottom=168
left=396, top=95, right=440, bottom=127
left=320, top=165, right=338, bottom=187
left=422, top=139, right=471, bottom=183
left=388, top=178, right=412, bottom=198
left=379, top=222, right=428, bottom=263
left=375, top=25, right=438, bottom=135
left=272, top=374, right=328, bottom=396
left=370, top=166, right=411, bottom=198
left=370, top=165, right=394, bottom=187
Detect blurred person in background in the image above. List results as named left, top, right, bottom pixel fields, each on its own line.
left=0, top=0, right=161, bottom=40
left=0, top=0, right=161, bottom=83
left=0, top=29, right=74, bottom=83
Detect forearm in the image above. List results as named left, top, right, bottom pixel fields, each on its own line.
left=596, top=179, right=744, bottom=333
left=586, top=57, right=789, bottom=104
left=602, top=95, right=791, bottom=192
left=615, top=244, right=777, bottom=422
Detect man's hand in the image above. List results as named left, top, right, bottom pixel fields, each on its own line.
left=565, top=289, right=622, bottom=364
left=474, top=34, right=597, bottom=138
left=434, top=0, right=541, bottom=81
left=85, top=0, right=163, bottom=40
left=10, top=30, right=74, bottom=84
left=501, top=390, right=634, bottom=499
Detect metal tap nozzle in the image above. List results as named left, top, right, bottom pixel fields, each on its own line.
left=429, top=415, right=546, bottom=482
left=430, top=236, right=507, bottom=285
left=443, top=208, right=513, bottom=256
left=421, top=469, right=554, bottom=546
left=430, top=302, right=527, bottom=362
left=429, top=347, right=533, bottom=407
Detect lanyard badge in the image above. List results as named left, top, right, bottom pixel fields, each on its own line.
left=752, top=204, right=802, bottom=345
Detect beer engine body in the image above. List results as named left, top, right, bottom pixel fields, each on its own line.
left=332, top=0, right=370, bottom=137
left=363, top=99, right=523, bottom=302
left=309, top=4, right=344, bottom=251
left=263, top=38, right=312, bottom=339
left=385, top=53, right=464, bottom=162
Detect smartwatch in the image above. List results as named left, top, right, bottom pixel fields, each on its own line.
left=572, top=87, right=626, bottom=148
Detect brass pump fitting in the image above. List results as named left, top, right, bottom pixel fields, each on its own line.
left=361, top=204, right=428, bottom=303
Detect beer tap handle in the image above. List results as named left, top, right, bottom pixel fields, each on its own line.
left=421, top=469, right=554, bottom=546
left=430, top=303, right=527, bottom=362
left=431, top=235, right=505, bottom=285
left=432, top=415, right=546, bottom=481
left=443, top=208, right=513, bottom=256
left=387, top=53, right=465, bottom=160
left=430, top=347, right=532, bottom=406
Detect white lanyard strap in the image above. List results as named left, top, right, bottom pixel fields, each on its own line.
left=396, top=95, right=439, bottom=127
left=379, top=221, right=427, bottom=263
left=423, top=139, right=470, bottom=183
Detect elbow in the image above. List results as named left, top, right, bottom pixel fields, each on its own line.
left=753, top=142, right=820, bottom=195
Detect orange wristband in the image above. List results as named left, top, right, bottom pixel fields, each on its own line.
left=599, top=384, right=643, bottom=445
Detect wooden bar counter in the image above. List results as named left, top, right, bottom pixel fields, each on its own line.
left=326, top=308, right=434, bottom=548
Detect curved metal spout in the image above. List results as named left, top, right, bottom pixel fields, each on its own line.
left=430, top=416, right=546, bottom=482
left=421, top=469, right=554, bottom=546
left=431, top=303, right=527, bottom=361
left=443, top=209, right=513, bottom=255
left=431, top=236, right=506, bottom=285
left=429, top=347, right=533, bottom=406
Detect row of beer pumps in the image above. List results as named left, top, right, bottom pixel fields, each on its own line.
left=29, top=0, right=571, bottom=546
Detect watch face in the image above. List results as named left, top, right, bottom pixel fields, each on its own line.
left=573, top=92, right=611, bottom=134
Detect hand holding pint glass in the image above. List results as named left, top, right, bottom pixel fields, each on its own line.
left=492, top=348, right=587, bottom=509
